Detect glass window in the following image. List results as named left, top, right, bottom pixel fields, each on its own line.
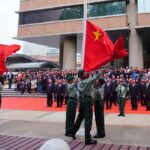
left=88, top=1, right=126, bottom=17
left=138, top=0, right=150, bottom=13
left=19, top=5, right=83, bottom=25
left=19, top=1, right=126, bottom=25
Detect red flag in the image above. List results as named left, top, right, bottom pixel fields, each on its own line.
left=0, top=44, right=21, bottom=75
left=0, top=61, right=7, bottom=75
left=83, top=21, right=128, bottom=72
left=0, top=44, right=21, bottom=61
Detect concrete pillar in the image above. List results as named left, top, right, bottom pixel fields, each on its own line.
left=127, top=0, right=144, bottom=69
left=63, top=35, right=77, bottom=70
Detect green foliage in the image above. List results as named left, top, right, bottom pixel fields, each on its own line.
left=59, top=6, right=83, bottom=20
left=88, top=1, right=126, bottom=17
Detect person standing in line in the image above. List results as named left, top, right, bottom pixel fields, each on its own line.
left=0, top=82, right=3, bottom=108
left=67, top=69, right=101, bottom=145
left=8, top=72, right=14, bottom=89
left=65, top=75, right=77, bottom=136
left=55, top=80, right=64, bottom=107
left=139, top=79, right=146, bottom=106
left=129, top=79, right=138, bottom=110
left=104, top=78, right=112, bottom=109
left=111, top=75, right=118, bottom=106
left=93, top=78, right=106, bottom=138
left=47, top=79, right=55, bottom=107
left=116, top=80, right=127, bottom=117
left=145, top=79, right=150, bottom=111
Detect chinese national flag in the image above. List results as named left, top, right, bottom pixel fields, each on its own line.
left=0, top=44, right=21, bottom=75
left=83, top=21, right=128, bottom=72
left=0, top=61, right=7, bottom=75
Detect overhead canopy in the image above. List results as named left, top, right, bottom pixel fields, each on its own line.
left=7, top=62, right=59, bottom=70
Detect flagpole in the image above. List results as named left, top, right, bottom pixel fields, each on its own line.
left=81, top=0, right=88, bottom=69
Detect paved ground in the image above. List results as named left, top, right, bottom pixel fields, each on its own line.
left=0, top=109, right=150, bottom=148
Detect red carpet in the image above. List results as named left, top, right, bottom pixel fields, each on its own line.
left=1, top=97, right=150, bottom=114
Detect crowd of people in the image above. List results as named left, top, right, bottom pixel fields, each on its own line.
left=0, top=67, right=150, bottom=111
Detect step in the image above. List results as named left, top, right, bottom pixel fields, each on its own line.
left=0, top=135, right=149, bottom=150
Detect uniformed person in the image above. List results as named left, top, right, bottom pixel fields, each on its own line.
left=116, top=80, right=127, bottom=116
left=93, top=78, right=106, bottom=138
left=65, top=75, right=77, bottom=136
left=67, top=69, right=101, bottom=145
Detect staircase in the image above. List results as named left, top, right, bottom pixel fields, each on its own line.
left=2, top=87, right=47, bottom=98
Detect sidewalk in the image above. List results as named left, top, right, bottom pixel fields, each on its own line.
left=0, top=109, right=150, bottom=147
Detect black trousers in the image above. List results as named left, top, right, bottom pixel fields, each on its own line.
left=145, top=96, right=150, bottom=110
left=111, top=92, right=117, bottom=106
left=57, top=95, right=63, bottom=107
left=94, top=100, right=105, bottom=136
left=105, top=94, right=112, bottom=109
left=140, top=93, right=145, bottom=106
left=47, top=94, right=53, bottom=107
left=131, top=96, right=138, bottom=109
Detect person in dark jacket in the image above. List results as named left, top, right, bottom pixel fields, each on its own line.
left=8, top=72, right=14, bottom=89
left=104, top=78, right=112, bottom=109
left=47, top=79, right=55, bottom=107
left=27, top=78, right=32, bottom=94
left=42, top=76, right=48, bottom=93
left=129, top=79, right=139, bottom=110
left=55, top=80, right=65, bottom=107
left=145, top=79, right=150, bottom=111
left=111, top=75, right=118, bottom=106
left=139, top=79, right=146, bottom=106
left=20, top=80, right=25, bottom=95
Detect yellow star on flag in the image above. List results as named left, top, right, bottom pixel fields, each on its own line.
left=93, top=31, right=101, bottom=41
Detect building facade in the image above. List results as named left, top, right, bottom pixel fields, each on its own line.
left=17, top=0, right=150, bottom=70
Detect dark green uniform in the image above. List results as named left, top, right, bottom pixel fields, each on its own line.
left=65, top=83, right=77, bottom=135
left=93, top=84, right=105, bottom=137
left=116, top=84, right=126, bottom=116
left=70, top=74, right=99, bottom=143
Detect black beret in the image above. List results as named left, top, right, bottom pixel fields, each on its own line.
left=98, top=78, right=105, bottom=85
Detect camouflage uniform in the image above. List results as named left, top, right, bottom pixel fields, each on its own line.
left=70, top=74, right=100, bottom=143
left=93, top=84, right=105, bottom=137
left=116, top=84, right=127, bottom=116
left=65, top=82, right=77, bottom=135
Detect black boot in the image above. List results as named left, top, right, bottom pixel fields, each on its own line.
left=65, top=133, right=76, bottom=140
left=85, top=140, right=97, bottom=145
left=94, top=134, right=105, bottom=138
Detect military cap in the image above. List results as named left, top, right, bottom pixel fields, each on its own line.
left=66, top=75, right=74, bottom=81
left=98, top=78, right=105, bottom=85
left=78, top=69, right=85, bottom=78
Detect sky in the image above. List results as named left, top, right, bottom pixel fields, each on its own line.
left=0, top=0, right=22, bottom=52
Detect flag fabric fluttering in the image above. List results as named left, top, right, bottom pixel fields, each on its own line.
left=83, top=21, right=128, bottom=72
left=0, top=44, right=21, bottom=75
